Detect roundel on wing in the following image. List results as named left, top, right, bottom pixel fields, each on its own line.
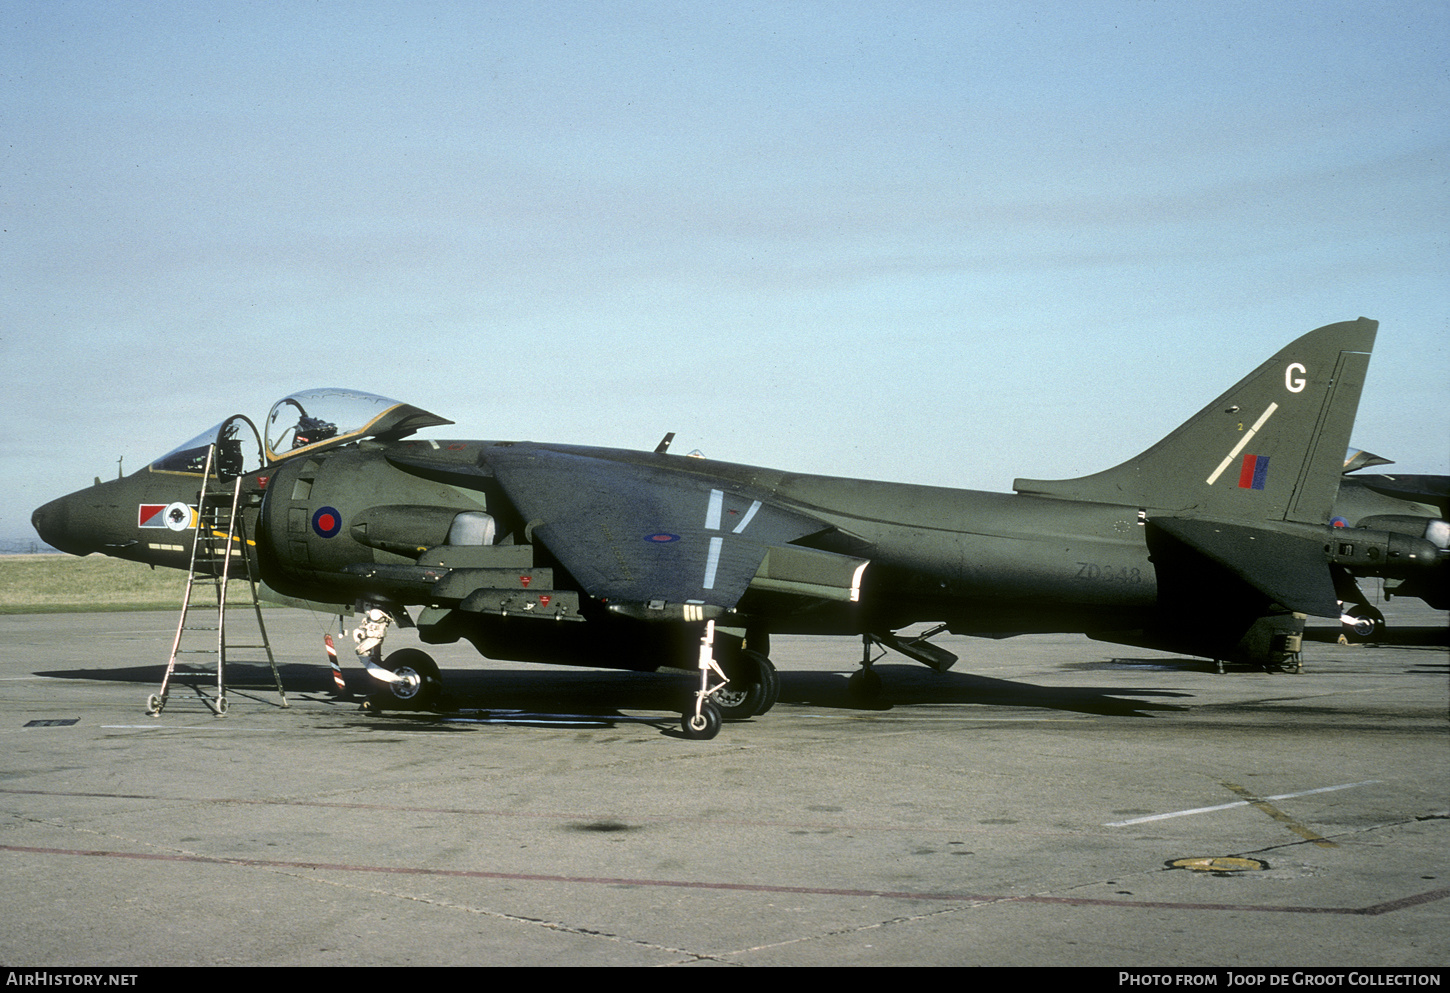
left=312, top=506, right=343, bottom=538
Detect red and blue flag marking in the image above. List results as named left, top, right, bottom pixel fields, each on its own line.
left=1238, top=454, right=1270, bottom=490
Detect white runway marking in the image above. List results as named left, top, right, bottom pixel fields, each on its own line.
left=1105, top=780, right=1379, bottom=826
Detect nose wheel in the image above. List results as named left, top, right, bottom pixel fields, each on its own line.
left=365, top=648, right=442, bottom=711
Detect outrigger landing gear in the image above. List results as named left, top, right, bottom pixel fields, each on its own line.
left=681, top=620, right=728, bottom=740
left=682, top=700, right=723, bottom=740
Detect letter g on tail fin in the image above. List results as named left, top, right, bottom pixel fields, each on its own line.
left=1015, top=318, right=1378, bottom=524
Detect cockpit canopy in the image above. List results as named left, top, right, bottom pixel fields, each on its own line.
left=148, top=416, right=265, bottom=478
left=263, top=388, right=452, bottom=462
left=147, top=389, right=453, bottom=478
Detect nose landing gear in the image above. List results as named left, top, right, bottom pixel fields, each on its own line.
left=366, top=648, right=442, bottom=710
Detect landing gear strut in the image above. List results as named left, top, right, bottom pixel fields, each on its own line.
left=681, top=620, right=728, bottom=740
left=848, top=634, right=885, bottom=701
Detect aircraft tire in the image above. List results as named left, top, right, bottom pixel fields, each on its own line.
left=747, top=650, right=780, bottom=715
left=382, top=649, right=442, bottom=710
left=1341, top=604, right=1385, bottom=644
left=848, top=667, right=883, bottom=702
left=682, top=701, right=722, bottom=740
left=714, top=650, right=780, bottom=719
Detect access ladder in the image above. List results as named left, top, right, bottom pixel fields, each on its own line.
left=147, top=444, right=287, bottom=716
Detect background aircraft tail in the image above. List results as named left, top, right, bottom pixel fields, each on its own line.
left=1014, top=318, right=1378, bottom=525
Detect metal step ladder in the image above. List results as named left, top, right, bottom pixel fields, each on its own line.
left=147, top=443, right=288, bottom=716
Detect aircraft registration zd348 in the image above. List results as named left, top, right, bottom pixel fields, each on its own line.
left=31, top=319, right=1449, bottom=739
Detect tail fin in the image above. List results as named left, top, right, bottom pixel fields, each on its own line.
left=1014, top=318, right=1377, bottom=524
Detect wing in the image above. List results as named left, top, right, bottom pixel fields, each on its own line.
left=483, top=446, right=854, bottom=617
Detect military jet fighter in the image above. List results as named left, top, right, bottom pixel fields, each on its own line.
left=31, top=318, right=1449, bottom=738
left=1330, top=455, right=1449, bottom=639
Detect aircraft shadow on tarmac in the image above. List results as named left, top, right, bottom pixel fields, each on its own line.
left=36, top=659, right=1195, bottom=723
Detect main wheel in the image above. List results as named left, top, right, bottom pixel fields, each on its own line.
left=714, top=649, right=781, bottom=719
left=848, top=666, right=882, bottom=701
left=682, top=701, right=722, bottom=740
left=1341, top=603, right=1385, bottom=644
left=746, top=650, right=780, bottom=715
left=380, top=649, right=442, bottom=709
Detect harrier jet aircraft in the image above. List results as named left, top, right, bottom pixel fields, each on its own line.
left=1330, top=456, right=1449, bottom=638
left=31, top=318, right=1449, bottom=738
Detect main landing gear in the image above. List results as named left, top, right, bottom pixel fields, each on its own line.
left=846, top=628, right=956, bottom=701
left=848, top=634, right=885, bottom=702
left=1339, top=601, right=1385, bottom=644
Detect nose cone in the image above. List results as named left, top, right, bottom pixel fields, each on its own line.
left=33, top=496, right=70, bottom=552
left=32, top=492, right=98, bottom=555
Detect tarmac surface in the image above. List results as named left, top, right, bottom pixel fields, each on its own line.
left=0, top=601, right=1445, bottom=967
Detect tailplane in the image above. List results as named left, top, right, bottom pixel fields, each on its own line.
left=1014, top=318, right=1378, bottom=525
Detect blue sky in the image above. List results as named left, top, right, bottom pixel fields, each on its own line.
left=4, top=1, right=1446, bottom=548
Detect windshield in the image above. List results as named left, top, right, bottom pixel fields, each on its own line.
left=148, top=415, right=264, bottom=479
